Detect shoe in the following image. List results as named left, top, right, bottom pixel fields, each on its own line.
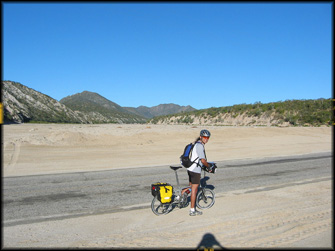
left=189, top=210, right=203, bottom=216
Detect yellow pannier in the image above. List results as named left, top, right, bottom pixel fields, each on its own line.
left=151, top=182, right=173, bottom=203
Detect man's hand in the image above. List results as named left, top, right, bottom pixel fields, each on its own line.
left=200, top=158, right=209, bottom=167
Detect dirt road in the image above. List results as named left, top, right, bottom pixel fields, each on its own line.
left=3, top=177, right=332, bottom=248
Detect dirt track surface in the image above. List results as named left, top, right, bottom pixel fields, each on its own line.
left=3, top=178, right=332, bottom=248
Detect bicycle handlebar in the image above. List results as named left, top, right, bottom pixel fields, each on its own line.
left=170, top=163, right=217, bottom=173
left=202, top=162, right=217, bottom=173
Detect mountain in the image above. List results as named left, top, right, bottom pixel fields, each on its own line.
left=124, top=104, right=196, bottom=119
left=2, top=81, right=89, bottom=124
left=2, top=81, right=196, bottom=124
left=60, top=92, right=196, bottom=119
left=59, top=91, right=146, bottom=123
left=2, top=81, right=146, bottom=124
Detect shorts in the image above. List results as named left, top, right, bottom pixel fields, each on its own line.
left=188, top=170, right=201, bottom=184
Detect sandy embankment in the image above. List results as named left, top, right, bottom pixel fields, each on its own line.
left=3, top=124, right=332, bottom=177
left=2, top=124, right=333, bottom=248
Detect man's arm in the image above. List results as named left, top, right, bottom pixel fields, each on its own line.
left=200, top=158, right=209, bottom=168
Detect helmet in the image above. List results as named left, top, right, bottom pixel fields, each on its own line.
left=200, top=129, right=211, bottom=137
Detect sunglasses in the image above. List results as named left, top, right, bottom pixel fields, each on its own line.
left=202, top=136, right=209, bottom=140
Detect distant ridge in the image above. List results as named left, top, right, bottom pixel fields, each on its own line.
left=60, top=91, right=196, bottom=120
left=124, top=103, right=196, bottom=119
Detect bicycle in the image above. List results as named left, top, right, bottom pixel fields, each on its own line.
left=151, top=163, right=217, bottom=216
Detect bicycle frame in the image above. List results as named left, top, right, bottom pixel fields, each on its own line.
left=170, top=166, right=190, bottom=208
left=171, top=166, right=214, bottom=204
left=151, top=165, right=215, bottom=215
left=174, top=165, right=209, bottom=193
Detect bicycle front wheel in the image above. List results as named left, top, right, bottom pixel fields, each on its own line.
left=151, top=195, right=172, bottom=215
left=196, top=188, right=215, bottom=209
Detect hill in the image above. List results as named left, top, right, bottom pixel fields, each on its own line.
left=149, top=99, right=333, bottom=127
left=3, top=81, right=88, bottom=124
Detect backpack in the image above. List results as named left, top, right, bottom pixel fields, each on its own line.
left=180, top=142, right=199, bottom=168
left=151, top=182, right=173, bottom=203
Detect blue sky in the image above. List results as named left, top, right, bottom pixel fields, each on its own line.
left=2, top=2, right=332, bottom=110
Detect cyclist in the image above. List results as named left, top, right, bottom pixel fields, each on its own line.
left=183, top=129, right=211, bottom=216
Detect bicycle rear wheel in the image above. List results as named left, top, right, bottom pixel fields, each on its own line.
left=196, top=188, right=215, bottom=209
left=151, top=195, right=172, bottom=215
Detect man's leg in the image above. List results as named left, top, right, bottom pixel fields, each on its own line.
left=190, top=183, right=199, bottom=209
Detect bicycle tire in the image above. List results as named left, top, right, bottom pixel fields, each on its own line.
left=196, top=188, right=215, bottom=209
left=151, top=195, right=172, bottom=215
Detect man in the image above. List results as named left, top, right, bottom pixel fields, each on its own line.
left=186, top=129, right=211, bottom=216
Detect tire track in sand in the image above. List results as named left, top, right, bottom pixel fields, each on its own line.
left=195, top=179, right=332, bottom=248
left=102, top=179, right=332, bottom=248
left=4, top=141, right=21, bottom=174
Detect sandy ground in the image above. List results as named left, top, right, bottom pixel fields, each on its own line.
left=3, top=124, right=332, bottom=176
left=2, top=124, right=333, bottom=248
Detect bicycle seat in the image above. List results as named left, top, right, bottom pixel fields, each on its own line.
left=170, top=166, right=183, bottom=171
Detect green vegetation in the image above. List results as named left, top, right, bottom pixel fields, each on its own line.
left=150, top=98, right=333, bottom=126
